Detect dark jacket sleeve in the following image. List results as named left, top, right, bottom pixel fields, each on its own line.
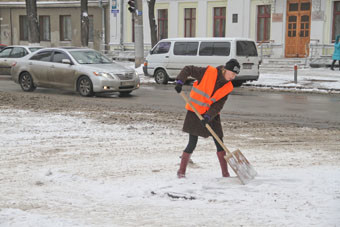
left=206, top=95, right=228, bottom=119
left=176, top=65, right=207, bottom=83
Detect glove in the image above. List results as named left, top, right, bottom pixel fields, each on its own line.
left=175, top=80, right=183, bottom=93
left=200, top=114, right=211, bottom=127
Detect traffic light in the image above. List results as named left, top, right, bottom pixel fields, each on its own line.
left=128, top=0, right=136, bottom=13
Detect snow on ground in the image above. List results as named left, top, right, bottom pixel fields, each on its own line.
left=119, top=60, right=340, bottom=93
left=1, top=108, right=339, bottom=227
left=245, top=68, right=340, bottom=93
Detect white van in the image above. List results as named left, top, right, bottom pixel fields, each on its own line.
left=143, top=37, right=259, bottom=86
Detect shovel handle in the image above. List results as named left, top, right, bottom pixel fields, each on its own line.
left=180, top=92, right=232, bottom=156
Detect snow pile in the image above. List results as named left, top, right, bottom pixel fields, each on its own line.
left=245, top=68, right=340, bottom=93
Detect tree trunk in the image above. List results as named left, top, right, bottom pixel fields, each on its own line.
left=81, top=0, right=89, bottom=47
left=25, top=0, right=40, bottom=44
left=147, top=0, right=157, bottom=48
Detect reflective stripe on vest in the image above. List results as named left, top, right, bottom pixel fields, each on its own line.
left=185, top=66, right=234, bottom=114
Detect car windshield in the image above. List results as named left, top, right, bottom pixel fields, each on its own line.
left=29, top=47, right=43, bottom=52
left=69, top=50, right=112, bottom=64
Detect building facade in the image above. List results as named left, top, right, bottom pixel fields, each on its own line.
left=0, top=0, right=110, bottom=50
left=109, top=0, right=338, bottom=58
left=0, top=0, right=338, bottom=58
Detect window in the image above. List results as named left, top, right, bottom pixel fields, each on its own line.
left=10, top=47, right=27, bottom=58
left=89, top=15, right=94, bottom=42
left=184, top=8, right=196, bottom=37
left=0, top=48, right=13, bottom=58
left=288, top=16, right=297, bottom=37
left=300, top=15, right=310, bottom=37
left=257, top=5, right=271, bottom=42
left=60, top=15, right=72, bottom=41
left=52, top=51, right=70, bottom=63
left=39, top=16, right=50, bottom=41
left=174, top=42, right=198, bottom=55
left=19, top=15, right=29, bottom=41
left=213, top=7, right=226, bottom=37
left=236, top=41, right=258, bottom=56
left=289, top=3, right=298, bottom=11
left=30, top=51, right=53, bottom=62
left=151, top=42, right=171, bottom=54
left=232, top=14, right=238, bottom=23
left=158, top=9, right=168, bottom=40
left=28, top=47, right=43, bottom=53
left=199, top=42, right=230, bottom=56
left=333, top=1, right=340, bottom=42
left=301, top=2, right=310, bottom=11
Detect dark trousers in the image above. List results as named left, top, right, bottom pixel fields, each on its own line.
left=184, top=134, right=224, bottom=154
left=331, top=60, right=340, bottom=69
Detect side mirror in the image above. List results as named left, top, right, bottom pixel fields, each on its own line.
left=62, top=59, right=71, bottom=65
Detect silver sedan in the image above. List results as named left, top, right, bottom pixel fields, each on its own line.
left=0, top=45, right=43, bottom=75
left=11, top=47, right=140, bottom=97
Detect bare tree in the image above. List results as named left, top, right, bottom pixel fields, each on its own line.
left=25, top=0, right=40, bottom=44
left=147, top=0, right=157, bottom=48
left=81, top=0, right=89, bottom=47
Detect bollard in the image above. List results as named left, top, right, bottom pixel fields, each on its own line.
left=294, top=64, right=298, bottom=84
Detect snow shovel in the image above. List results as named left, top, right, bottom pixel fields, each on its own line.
left=180, top=91, right=257, bottom=185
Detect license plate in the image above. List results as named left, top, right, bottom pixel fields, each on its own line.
left=243, top=64, right=253, bottom=69
left=120, top=81, right=134, bottom=86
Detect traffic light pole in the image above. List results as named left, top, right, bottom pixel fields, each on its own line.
left=134, top=0, right=144, bottom=68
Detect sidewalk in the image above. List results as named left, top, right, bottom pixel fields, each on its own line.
left=244, top=67, right=340, bottom=93
left=135, top=64, right=340, bottom=94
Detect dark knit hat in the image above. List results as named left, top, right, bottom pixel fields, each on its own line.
left=225, top=59, right=240, bottom=74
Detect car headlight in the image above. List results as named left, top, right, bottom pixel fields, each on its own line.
left=134, top=71, right=139, bottom=78
left=93, top=72, right=115, bottom=79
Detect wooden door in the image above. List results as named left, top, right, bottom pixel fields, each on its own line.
left=285, top=0, right=311, bottom=58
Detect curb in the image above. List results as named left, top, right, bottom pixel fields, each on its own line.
left=0, top=76, right=11, bottom=81
left=243, top=83, right=340, bottom=94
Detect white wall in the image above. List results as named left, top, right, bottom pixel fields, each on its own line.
left=107, top=0, right=334, bottom=57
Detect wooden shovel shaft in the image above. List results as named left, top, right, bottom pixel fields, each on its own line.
left=180, top=92, right=232, bottom=156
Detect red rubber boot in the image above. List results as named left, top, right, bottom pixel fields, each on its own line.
left=177, top=152, right=191, bottom=178
left=217, top=151, right=230, bottom=177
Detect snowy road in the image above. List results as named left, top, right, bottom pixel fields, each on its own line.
left=0, top=90, right=340, bottom=226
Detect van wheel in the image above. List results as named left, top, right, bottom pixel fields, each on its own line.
left=154, top=69, right=169, bottom=84
left=232, top=81, right=244, bottom=87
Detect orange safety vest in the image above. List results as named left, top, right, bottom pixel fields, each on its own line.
left=185, top=66, right=233, bottom=114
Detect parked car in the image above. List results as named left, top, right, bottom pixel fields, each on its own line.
left=143, top=37, right=259, bottom=87
left=11, top=47, right=140, bottom=97
left=0, top=45, right=43, bottom=75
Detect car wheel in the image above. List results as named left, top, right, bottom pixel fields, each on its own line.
left=232, top=80, right=244, bottom=87
left=119, top=91, right=132, bottom=96
left=154, top=69, right=169, bottom=84
left=19, top=72, right=36, bottom=92
left=77, top=76, right=94, bottom=97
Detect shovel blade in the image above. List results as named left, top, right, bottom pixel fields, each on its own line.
left=225, top=149, right=257, bottom=185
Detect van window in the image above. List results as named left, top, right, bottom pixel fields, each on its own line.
left=174, top=42, right=198, bottom=55
left=199, top=42, right=230, bottom=56
left=236, top=41, right=258, bottom=56
left=152, top=42, right=171, bottom=54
